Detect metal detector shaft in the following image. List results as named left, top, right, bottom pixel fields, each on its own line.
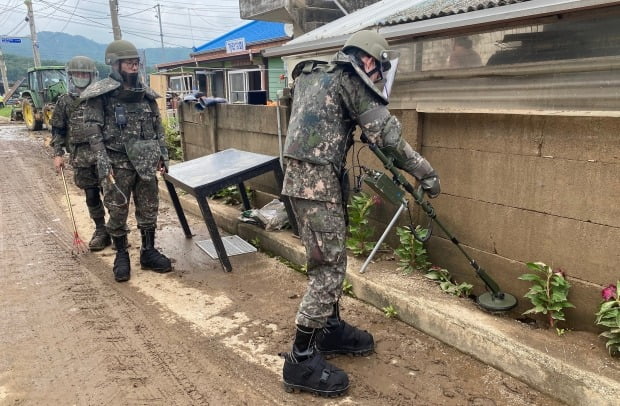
left=360, top=201, right=407, bottom=274
left=366, top=142, right=502, bottom=296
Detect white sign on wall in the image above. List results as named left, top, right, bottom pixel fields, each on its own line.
left=226, top=38, right=246, bottom=54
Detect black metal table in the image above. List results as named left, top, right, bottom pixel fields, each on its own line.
left=163, top=148, right=297, bottom=272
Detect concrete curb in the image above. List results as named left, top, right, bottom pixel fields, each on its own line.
left=158, top=181, right=620, bottom=406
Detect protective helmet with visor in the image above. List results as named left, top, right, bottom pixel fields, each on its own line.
left=342, top=30, right=400, bottom=100
left=66, top=56, right=98, bottom=95
left=105, top=39, right=142, bottom=89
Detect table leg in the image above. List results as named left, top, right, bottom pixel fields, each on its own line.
left=164, top=179, right=192, bottom=238
left=238, top=182, right=251, bottom=210
left=197, top=195, right=232, bottom=272
left=272, top=164, right=299, bottom=235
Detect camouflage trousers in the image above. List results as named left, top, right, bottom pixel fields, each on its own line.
left=291, top=197, right=347, bottom=329
left=74, top=165, right=105, bottom=220
left=101, top=167, right=159, bottom=237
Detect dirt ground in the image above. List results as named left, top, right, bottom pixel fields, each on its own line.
left=0, top=122, right=566, bottom=405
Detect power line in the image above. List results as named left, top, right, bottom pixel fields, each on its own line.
left=2, top=0, right=245, bottom=49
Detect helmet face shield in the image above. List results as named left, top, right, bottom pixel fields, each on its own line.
left=66, top=56, right=98, bottom=94
left=378, top=49, right=400, bottom=100
left=71, top=74, right=92, bottom=89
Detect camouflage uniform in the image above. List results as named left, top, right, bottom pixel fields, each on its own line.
left=81, top=77, right=167, bottom=237
left=282, top=51, right=433, bottom=329
left=51, top=93, right=104, bottom=220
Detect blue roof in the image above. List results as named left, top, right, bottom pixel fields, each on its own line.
left=192, top=20, right=288, bottom=53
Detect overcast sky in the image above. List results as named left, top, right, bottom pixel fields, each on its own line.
left=0, top=0, right=246, bottom=49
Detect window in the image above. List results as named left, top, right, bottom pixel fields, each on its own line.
left=388, top=10, right=620, bottom=116
left=169, top=75, right=193, bottom=97
left=227, top=69, right=262, bottom=104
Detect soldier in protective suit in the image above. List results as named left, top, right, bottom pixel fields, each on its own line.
left=281, top=30, right=441, bottom=396
left=81, top=40, right=172, bottom=282
left=51, top=56, right=111, bottom=251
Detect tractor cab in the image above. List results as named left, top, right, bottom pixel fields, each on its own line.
left=20, top=66, right=67, bottom=130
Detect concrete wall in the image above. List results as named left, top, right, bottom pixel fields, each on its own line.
left=177, top=101, right=619, bottom=332
left=421, top=113, right=620, bottom=332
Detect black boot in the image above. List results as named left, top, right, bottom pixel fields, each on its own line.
left=112, top=235, right=130, bottom=282
left=282, top=325, right=349, bottom=397
left=316, top=302, right=374, bottom=357
left=140, top=229, right=172, bottom=273
left=88, top=217, right=111, bottom=251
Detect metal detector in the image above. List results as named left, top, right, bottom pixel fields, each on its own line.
left=360, top=140, right=518, bottom=312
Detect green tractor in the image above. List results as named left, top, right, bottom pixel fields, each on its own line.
left=18, top=66, right=67, bottom=131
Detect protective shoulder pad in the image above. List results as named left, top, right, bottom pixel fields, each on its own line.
left=331, top=51, right=388, bottom=104
left=291, top=59, right=328, bottom=79
left=144, top=86, right=160, bottom=101
left=80, top=78, right=121, bottom=100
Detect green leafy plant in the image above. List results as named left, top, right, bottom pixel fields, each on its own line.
left=424, top=266, right=473, bottom=298
left=394, top=226, right=431, bottom=275
left=519, top=262, right=575, bottom=328
left=249, top=237, right=260, bottom=248
left=382, top=304, right=398, bottom=319
left=163, top=117, right=183, bottom=161
left=346, top=193, right=380, bottom=256
left=342, top=279, right=354, bottom=296
left=595, top=282, right=620, bottom=356
left=210, top=185, right=252, bottom=205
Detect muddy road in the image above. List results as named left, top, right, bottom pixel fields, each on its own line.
left=0, top=123, right=564, bottom=405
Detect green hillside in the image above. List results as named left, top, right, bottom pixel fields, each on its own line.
left=2, top=31, right=191, bottom=66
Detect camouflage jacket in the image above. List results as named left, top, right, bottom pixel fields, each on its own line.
left=81, top=77, right=166, bottom=177
left=50, top=93, right=96, bottom=167
left=282, top=51, right=405, bottom=203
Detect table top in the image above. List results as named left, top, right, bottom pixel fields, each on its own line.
left=164, top=148, right=279, bottom=191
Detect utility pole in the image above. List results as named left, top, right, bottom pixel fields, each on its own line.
left=0, top=47, right=9, bottom=96
left=24, top=0, right=41, bottom=67
left=109, top=0, right=122, bottom=40
left=156, top=4, right=164, bottom=49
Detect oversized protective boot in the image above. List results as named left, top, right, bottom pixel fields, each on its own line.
left=112, top=235, right=130, bottom=282
left=139, top=229, right=172, bottom=273
left=88, top=218, right=111, bottom=251
left=316, top=302, right=374, bottom=358
left=282, top=325, right=349, bottom=397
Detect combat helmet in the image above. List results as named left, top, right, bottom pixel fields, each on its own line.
left=342, top=30, right=390, bottom=66
left=105, top=39, right=139, bottom=65
left=66, top=55, right=98, bottom=91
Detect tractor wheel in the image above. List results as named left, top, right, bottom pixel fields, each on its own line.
left=22, top=97, right=43, bottom=131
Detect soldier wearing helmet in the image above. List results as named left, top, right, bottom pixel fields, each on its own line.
left=80, top=39, right=171, bottom=283
left=51, top=56, right=111, bottom=251
left=280, top=30, right=440, bottom=396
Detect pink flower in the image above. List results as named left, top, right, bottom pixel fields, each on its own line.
left=602, top=284, right=617, bottom=301
left=371, top=195, right=382, bottom=206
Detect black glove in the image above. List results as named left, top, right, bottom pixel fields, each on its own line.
left=420, top=171, right=440, bottom=198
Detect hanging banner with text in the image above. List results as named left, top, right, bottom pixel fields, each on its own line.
left=225, top=38, right=246, bottom=54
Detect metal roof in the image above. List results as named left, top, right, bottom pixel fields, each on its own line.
left=192, top=20, right=289, bottom=55
left=263, top=0, right=618, bottom=57
left=380, top=0, right=531, bottom=25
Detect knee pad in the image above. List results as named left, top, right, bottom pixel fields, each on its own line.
left=85, top=187, right=102, bottom=207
